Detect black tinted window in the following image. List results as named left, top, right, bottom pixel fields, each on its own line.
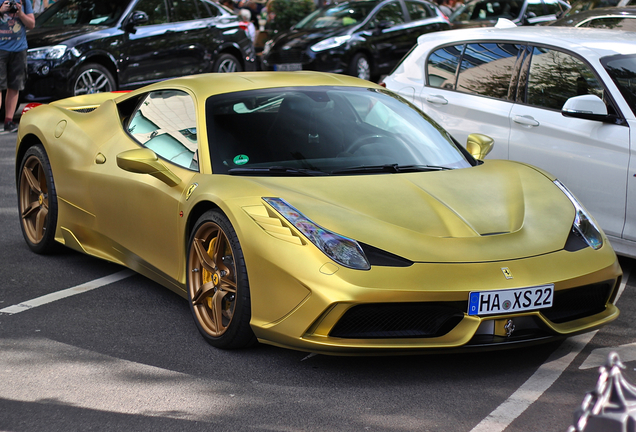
left=427, top=44, right=463, bottom=89
left=456, top=43, right=521, bottom=99
left=371, top=1, right=406, bottom=27
left=405, top=1, right=432, bottom=19
left=585, top=17, right=636, bottom=30
left=170, top=0, right=220, bottom=21
left=526, top=47, right=604, bottom=110
left=135, top=0, right=169, bottom=25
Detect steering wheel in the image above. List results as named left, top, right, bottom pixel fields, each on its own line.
left=345, top=133, right=395, bottom=155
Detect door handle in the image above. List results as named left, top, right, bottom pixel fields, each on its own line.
left=513, top=115, right=540, bottom=127
left=426, top=95, right=448, bottom=105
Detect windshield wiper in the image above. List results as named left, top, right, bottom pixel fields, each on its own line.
left=227, top=166, right=329, bottom=176
left=331, top=164, right=451, bottom=175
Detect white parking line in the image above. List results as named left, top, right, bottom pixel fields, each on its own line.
left=470, top=270, right=629, bottom=432
left=0, top=269, right=135, bottom=315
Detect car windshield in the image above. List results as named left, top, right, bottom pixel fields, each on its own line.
left=562, top=0, right=620, bottom=17
left=602, top=54, right=636, bottom=117
left=36, top=0, right=128, bottom=27
left=205, top=86, right=473, bottom=176
left=450, top=0, right=523, bottom=21
left=293, top=2, right=378, bottom=29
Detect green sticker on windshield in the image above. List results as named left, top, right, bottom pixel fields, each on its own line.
left=233, top=154, right=249, bottom=165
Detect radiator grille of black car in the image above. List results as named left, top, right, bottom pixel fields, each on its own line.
left=267, top=50, right=310, bottom=64
left=541, top=281, right=614, bottom=324
left=329, top=302, right=465, bottom=339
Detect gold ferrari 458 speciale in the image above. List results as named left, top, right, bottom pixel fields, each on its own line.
left=15, top=72, right=621, bottom=355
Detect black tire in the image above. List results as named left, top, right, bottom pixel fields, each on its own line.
left=17, top=145, right=59, bottom=254
left=73, top=63, right=116, bottom=96
left=348, top=52, right=372, bottom=81
left=187, top=210, right=256, bottom=349
left=212, top=53, right=242, bottom=73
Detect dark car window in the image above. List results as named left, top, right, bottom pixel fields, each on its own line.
left=583, top=16, right=636, bottom=29
left=35, top=0, right=128, bottom=27
left=294, top=2, right=378, bottom=29
left=451, top=0, right=523, bottom=21
left=127, top=90, right=199, bottom=171
left=405, top=1, right=433, bottom=19
left=170, top=0, right=220, bottom=21
left=370, top=1, right=406, bottom=28
left=543, top=0, right=566, bottom=14
left=134, top=0, right=169, bottom=25
left=456, top=43, right=522, bottom=99
left=526, top=0, right=547, bottom=17
left=427, top=44, right=463, bottom=89
left=525, top=46, right=604, bottom=110
left=602, top=53, right=636, bottom=117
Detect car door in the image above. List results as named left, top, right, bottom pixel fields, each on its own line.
left=417, top=41, right=522, bottom=157
left=508, top=45, right=629, bottom=239
left=88, top=90, right=198, bottom=280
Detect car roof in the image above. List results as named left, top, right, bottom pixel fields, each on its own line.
left=417, top=26, right=636, bottom=56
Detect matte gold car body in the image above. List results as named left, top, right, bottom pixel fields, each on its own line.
left=15, top=72, right=622, bottom=355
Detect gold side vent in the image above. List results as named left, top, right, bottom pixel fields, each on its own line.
left=243, top=205, right=304, bottom=245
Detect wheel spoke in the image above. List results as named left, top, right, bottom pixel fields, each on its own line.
left=21, top=201, right=40, bottom=219
left=35, top=206, right=48, bottom=241
left=220, top=277, right=237, bottom=293
left=23, top=165, right=41, bottom=194
left=211, top=290, right=228, bottom=333
left=193, top=237, right=217, bottom=273
left=192, top=280, right=216, bottom=305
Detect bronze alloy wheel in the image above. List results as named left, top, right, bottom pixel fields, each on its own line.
left=18, top=145, right=59, bottom=254
left=187, top=210, right=255, bottom=348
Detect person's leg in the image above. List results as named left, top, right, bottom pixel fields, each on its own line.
left=4, top=50, right=26, bottom=132
left=4, top=87, right=18, bottom=123
left=0, top=50, right=8, bottom=114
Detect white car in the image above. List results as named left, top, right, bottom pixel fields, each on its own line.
left=383, top=27, right=636, bottom=258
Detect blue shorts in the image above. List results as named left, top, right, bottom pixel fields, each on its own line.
left=0, top=50, right=27, bottom=91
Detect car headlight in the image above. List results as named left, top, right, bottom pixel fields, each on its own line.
left=263, top=40, right=274, bottom=56
left=310, top=35, right=351, bottom=52
left=554, top=180, right=603, bottom=250
left=263, top=197, right=371, bottom=270
left=27, top=45, right=68, bottom=60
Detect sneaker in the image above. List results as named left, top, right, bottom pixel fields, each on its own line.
left=4, top=121, right=18, bottom=132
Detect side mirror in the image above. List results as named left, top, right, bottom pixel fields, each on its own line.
left=466, top=133, right=494, bottom=160
left=116, top=148, right=181, bottom=187
left=125, top=11, right=148, bottom=32
left=561, top=94, right=613, bottom=122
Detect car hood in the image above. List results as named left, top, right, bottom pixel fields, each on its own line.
left=271, top=27, right=351, bottom=50
left=234, top=160, right=577, bottom=263
left=27, top=25, right=107, bottom=48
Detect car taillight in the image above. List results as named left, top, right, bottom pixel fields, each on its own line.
left=378, top=82, right=386, bottom=87
left=21, top=103, right=43, bottom=115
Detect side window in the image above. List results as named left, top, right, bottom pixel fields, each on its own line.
left=370, top=2, right=406, bottom=28
left=456, top=43, right=521, bottom=99
left=405, top=1, right=431, bottom=20
left=127, top=90, right=199, bottom=171
left=525, top=0, right=547, bottom=18
left=427, top=44, right=463, bottom=89
left=134, top=0, right=169, bottom=25
left=587, top=17, right=636, bottom=31
left=170, top=0, right=219, bottom=21
left=526, top=47, right=604, bottom=111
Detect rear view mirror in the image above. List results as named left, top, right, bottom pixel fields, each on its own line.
left=466, top=133, right=494, bottom=160
left=562, top=94, right=614, bottom=122
left=117, top=148, right=181, bottom=187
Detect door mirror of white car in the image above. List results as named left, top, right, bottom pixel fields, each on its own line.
left=562, top=94, right=610, bottom=122
left=466, top=133, right=494, bottom=160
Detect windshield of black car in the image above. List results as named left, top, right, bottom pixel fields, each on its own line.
left=205, top=86, right=472, bottom=175
left=602, top=53, right=636, bottom=118
left=450, top=0, right=522, bottom=21
left=293, top=3, right=377, bottom=29
left=36, top=0, right=128, bottom=27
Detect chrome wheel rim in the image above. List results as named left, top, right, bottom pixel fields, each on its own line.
left=74, top=69, right=113, bottom=95
left=19, top=155, right=49, bottom=244
left=217, top=58, right=238, bottom=73
left=188, top=221, right=237, bottom=337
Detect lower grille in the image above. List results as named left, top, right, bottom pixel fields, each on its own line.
left=329, top=302, right=465, bottom=339
left=542, top=281, right=614, bottom=324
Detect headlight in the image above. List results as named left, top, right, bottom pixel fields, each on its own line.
left=27, top=45, right=68, bottom=60
left=310, top=35, right=351, bottom=52
left=554, top=180, right=603, bottom=250
left=263, top=197, right=371, bottom=270
left=262, top=40, right=273, bottom=56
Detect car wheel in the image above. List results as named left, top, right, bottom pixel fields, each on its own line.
left=73, top=63, right=115, bottom=96
left=213, top=53, right=242, bottom=73
left=17, top=145, right=59, bottom=254
left=187, top=210, right=255, bottom=348
left=349, top=53, right=371, bottom=81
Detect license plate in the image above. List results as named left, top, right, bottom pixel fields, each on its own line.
left=274, top=63, right=302, bottom=71
left=468, top=284, right=554, bottom=316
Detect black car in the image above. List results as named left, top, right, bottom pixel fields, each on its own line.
left=448, top=0, right=570, bottom=28
left=260, top=0, right=450, bottom=82
left=550, top=5, right=636, bottom=28
left=25, top=0, right=256, bottom=102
